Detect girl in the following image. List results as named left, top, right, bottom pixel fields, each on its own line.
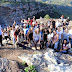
left=60, top=39, right=69, bottom=53
left=33, top=28, right=41, bottom=50
left=27, top=27, right=33, bottom=46
left=43, top=28, right=48, bottom=48
left=47, top=29, right=53, bottom=48
left=3, top=28, right=10, bottom=40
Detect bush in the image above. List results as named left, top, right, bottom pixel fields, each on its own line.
left=24, top=65, right=37, bottom=72
left=44, top=14, right=50, bottom=19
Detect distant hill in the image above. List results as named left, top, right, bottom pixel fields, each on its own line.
left=36, top=0, right=72, bottom=19
left=36, top=0, right=72, bottom=5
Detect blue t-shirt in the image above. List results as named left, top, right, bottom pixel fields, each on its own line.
left=26, top=28, right=29, bottom=34
left=27, top=25, right=31, bottom=29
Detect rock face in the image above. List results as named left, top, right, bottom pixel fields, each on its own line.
left=18, top=48, right=72, bottom=72
left=0, top=1, right=60, bottom=28
left=0, top=58, right=23, bottom=72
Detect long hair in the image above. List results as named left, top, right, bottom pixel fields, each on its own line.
left=35, top=28, right=40, bottom=35
left=62, top=39, right=68, bottom=47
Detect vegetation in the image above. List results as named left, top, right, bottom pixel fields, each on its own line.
left=24, top=65, right=37, bottom=72
left=44, top=14, right=50, bottom=19
left=22, top=61, right=37, bottom=72
left=0, top=0, right=72, bottom=19
left=22, top=61, right=26, bottom=67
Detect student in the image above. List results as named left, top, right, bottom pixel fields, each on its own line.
left=23, top=24, right=27, bottom=40
left=55, top=20, right=61, bottom=29
left=56, top=27, right=63, bottom=48
left=60, top=39, right=69, bottom=53
left=33, top=28, right=41, bottom=50
left=0, top=25, right=3, bottom=46
left=26, top=18, right=33, bottom=26
left=62, top=28, right=70, bottom=44
left=3, top=28, right=11, bottom=40
left=69, top=26, right=72, bottom=48
left=63, top=22, right=66, bottom=32
left=27, top=27, right=33, bottom=46
left=47, top=29, right=53, bottom=48
left=15, top=31, right=26, bottom=49
left=14, top=27, right=20, bottom=42
left=52, top=30, right=59, bottom=50
left=26, top=22, right=31, bottom=28
left=60, top=15, right=64, bottom=22
left=43, top=28, right=48, bottom=47
left=10, top=27, right=15, bottom=44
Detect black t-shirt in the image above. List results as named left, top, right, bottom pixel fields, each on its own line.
left=52, top=21, right=55, bottom=29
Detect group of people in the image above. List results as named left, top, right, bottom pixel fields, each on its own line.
left=0, top=15, right=72, bottom=53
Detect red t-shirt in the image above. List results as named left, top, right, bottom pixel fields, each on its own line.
left=26, top=19, right=33, bottom=26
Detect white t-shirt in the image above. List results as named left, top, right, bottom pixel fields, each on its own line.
left=33, top=32, right=41, bottom=41
left=10, top=30, right=15, bottom=38
left=56, top=21, right=60, bottom=27
left=47, top=33, right=53, bottom=41
left=23, top=28, right=27, bottom=34
left=69, top=29, right=72, bottom=39
left=4, top=32, right=8, bottom=36
left=63, top=44, right=69, bottom=49
left=57, top=30, right=63, bottom=39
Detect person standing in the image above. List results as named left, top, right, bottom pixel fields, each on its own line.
left=52, top=30, right=59, bottom=50
left=69, top=26, right=72, bottom=48
left=0, top=25, right=3, bottom=46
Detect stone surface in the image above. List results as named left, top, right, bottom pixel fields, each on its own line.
left=0, top=58, right=23, bottom=72
left=18, top=48, right=72, bottom=72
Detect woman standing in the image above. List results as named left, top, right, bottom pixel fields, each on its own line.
left=52, top=30, right=59, bottom=50
left=33, top=28, right=41, bottom=50
left=47, top=29, right=53, bottom=48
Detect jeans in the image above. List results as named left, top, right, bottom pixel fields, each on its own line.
left=58, top=39, right=61, bottom=47
left=70, top=39, right=72, bottom=48
left=13, top=37, right=15, bottom=44
left=54, top=41, right=58, bottom=49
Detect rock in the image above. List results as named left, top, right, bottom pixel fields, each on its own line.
left=18, top=48, right=72, bottom=72
left=44, top=52, right=57, bottom=65
left=0, top=58, right=23, bottom=72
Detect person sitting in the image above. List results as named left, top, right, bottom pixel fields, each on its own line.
left=60, top=39, right=69, bottom=53
left=62, top=28, right=70, bottom=44
left=15, top=31, right=26, bottom=49
left=3, top=28, right=11, bottom=41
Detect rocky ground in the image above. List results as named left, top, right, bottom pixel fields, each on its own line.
left=18, top=48, right=72, bottom=72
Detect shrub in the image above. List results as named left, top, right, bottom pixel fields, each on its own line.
left=44, top=14, right=50, bottom=19
left=24, top=65, right=37, bottom=72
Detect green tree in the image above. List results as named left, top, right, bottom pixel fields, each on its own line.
left=44, top=14, right=50, bottom=19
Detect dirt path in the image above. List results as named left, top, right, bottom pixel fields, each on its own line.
left=0, top=47, right=34, bottom=63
